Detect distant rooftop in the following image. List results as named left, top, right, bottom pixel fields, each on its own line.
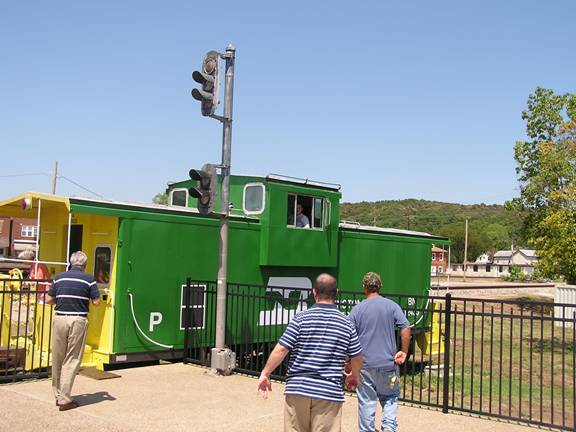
left=494, top=248, right=537, bottom=258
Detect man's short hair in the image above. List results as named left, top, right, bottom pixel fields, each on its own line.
left=18, top=249, right=36, bottom=261
left=362, top=272, right=382, bottom=293
left=314, top=273, right=338, bottom=301
left=69, top=251, right=88, bottom=267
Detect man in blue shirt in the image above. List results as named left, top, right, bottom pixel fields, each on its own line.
left=348, top=272, right=411, bottom=432
left=257, top=273, right=363, bottom=432
left=46, top=251, right=100, bottom=411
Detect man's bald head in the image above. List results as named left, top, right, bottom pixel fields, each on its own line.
left=314, top=273, right=338, bottom=301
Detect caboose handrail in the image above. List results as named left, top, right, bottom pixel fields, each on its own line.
left=0, top=257, right=68, bottom=267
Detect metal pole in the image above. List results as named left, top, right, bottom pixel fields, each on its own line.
left=442, top=293, right=452, bottom=413
left=8, top=218, right=13, bottom=256
left=463, top=219, right=468, bottom=282
left=447, top=245, right=451, bottom=288
left=211, top=44, right=236, bottom=374
left=51, top=161, right=58, bottom=194
left=66, top=212, right=72, bottom=270
left=35, top=199, right=42, bottom=275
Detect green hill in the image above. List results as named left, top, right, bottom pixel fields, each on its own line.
left=340, top=199, right=524, bottom=262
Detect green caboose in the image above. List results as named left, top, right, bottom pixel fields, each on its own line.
left=0, top=173, right=448, bottom=370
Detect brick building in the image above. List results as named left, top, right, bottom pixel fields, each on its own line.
left=0, top=216, right=38, bottom=257
left=431, top=246, right=447, bottom=275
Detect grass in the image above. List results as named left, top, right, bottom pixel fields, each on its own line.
left=402, top=297, right=575, bottom=430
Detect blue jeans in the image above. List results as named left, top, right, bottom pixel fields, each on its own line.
left=357, top=367, right=400, bottom=432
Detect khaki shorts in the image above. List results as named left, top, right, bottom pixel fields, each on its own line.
left=284, top=394, right=342, bottom=432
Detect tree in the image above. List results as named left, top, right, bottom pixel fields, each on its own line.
left=153, top=192, right=168, bottom=205
left=483, top=223, right=510, bottom=253
left=437, top=222, right=490, bottom=263
left=532, top=199, right=576, bottom=283
left=340, top=199, right=522, bottom=256
left=511, top=88, right=576, bottom=217
left=509, top=87, right=576, bottom=283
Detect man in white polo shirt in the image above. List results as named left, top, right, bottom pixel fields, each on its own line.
left=257, top=273, right=363, bottom=432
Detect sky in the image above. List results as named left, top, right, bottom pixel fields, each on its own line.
left=1, top=1, right=575, bottom=205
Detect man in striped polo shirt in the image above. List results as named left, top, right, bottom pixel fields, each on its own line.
left=257, top=274, right=363, bottom=432
left=46, top=251, right=100, bottom=411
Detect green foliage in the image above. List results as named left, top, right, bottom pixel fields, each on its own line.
left=531, top=202, right=576, bottom=284
left=437, top=222, right=490, bottom=263
left=484, top=223, right=510, bottom=251
left=153, top=192, right=169, bottom=205
left=511, top=87, right=576, bottom=215
left=340, top=199, right=522, bottom=262
left=504, top=265, right=526, bottom=282
left=509, top=87, right=576, bottom=283
left=522, top=87, right=567, bottom=142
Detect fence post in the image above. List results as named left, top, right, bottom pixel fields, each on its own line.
left=183, top=277, right=191, bottom=364
left=442, top=293, right=452, bottom=414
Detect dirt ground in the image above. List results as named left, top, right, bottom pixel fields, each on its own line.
left=0, top=362, right=543, bottom=432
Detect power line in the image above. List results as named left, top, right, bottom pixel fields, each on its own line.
left=57, top=175, right=105, bottom=198
left=0, top=170, right=105, bottom=199
left=0, top=172, right=50, bottom=178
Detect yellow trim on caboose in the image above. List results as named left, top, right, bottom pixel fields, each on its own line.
left=0, top=192, right=70, bottom=218
left=0, top=193, right=120, bottom=371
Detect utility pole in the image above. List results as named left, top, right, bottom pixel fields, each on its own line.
left=463, top=219, right=469, bottom=282
left=51, top=161, right=58, bottom=194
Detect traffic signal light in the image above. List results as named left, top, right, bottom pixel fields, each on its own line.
left=191, top=50, right=220, bottom=116
left=189, top=163, right=217, bottom=215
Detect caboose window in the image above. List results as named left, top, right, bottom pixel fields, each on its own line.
left=243, top=183, right=265, bottom=214
left=94, top=245, right=112, bottom=286
left=313, top=198, right=323, bottom=228
left=170, top=189, right=188, bottom=207
left=287, top=194, right=324, bottom=229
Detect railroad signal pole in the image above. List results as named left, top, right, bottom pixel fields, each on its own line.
left=191, top=44, right=236, bottom=375
left=191, top=51, right=220, bottom=117
left=188, top=164, right=217, bottom=215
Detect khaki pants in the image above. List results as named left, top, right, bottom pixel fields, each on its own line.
left=51, top=315, right=88, bottom=405
left=284, top=395, right=343, bottom=432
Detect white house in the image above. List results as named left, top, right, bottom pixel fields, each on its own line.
left=451, top=248, right=538, bottom=278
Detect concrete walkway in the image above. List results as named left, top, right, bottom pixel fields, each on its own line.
left=0, top=363, right=538, bottom=432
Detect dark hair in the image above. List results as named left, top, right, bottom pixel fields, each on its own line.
left=314, top=273, right=337, bottom=301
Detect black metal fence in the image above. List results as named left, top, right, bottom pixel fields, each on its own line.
left=183, top=280, right=576, bottom=431
left=436, top=294, right=575, bottom=431
left=0, top=279, right=53, bottom=383
left=4, top=276, right=573, bottom=429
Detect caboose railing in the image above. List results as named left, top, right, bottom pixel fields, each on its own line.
left=0, top=279, right=53, bottom=383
